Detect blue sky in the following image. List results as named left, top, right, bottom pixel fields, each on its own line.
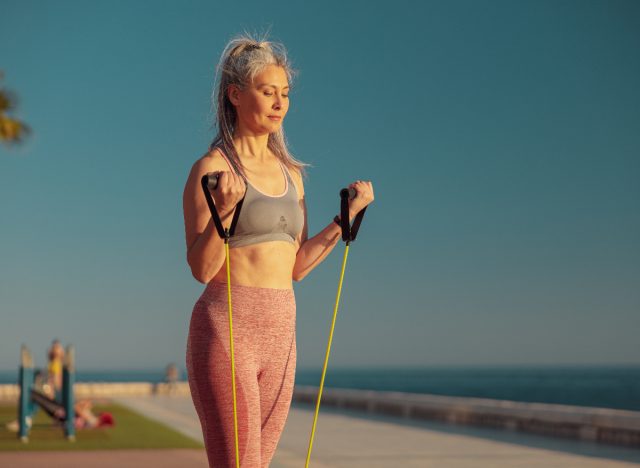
left=1, top=0, right=638, bottom=372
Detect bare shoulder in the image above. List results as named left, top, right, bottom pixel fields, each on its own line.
left=184, top=148, right=233, bottom=197
left=183, top=148, right=231, bottom=219
left=188, top=147, right=230, bottom=181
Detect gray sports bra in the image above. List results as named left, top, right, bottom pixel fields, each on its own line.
left=216, top=148, right=304, bottom=248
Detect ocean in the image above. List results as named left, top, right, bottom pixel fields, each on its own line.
left=1, top=365, right=638, bottom=412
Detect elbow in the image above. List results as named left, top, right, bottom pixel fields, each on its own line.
left=187, top=256, right=212, bottom=285
left=292, top=268, right=307, bottom=282
left=190, top=265, right=208, bottom=284
left=192, top=270, right=209, bottom=285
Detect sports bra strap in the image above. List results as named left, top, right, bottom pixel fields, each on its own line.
left=216, top=147, right=248, bottom=182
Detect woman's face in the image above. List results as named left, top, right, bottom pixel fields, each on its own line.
left=229, top=64, right=290, bottom=135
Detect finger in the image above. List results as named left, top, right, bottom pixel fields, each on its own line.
left=232, top=172, right=242, bottom=192
left=227, top=172, right=238, bottom=194
left=231, top=174, right=238, bottom=192
left=218, top=171, right=228, bottom=189
left=227, top=172, right=236, bottom=192
left=236, top=174, right=246, bottom=195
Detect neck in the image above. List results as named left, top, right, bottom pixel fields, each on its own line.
left=232, top=133, right=272, bottom=163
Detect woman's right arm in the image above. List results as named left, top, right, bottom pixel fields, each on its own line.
left=182, top=156, right=235, bottom=284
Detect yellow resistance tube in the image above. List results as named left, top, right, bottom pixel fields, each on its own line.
left=225, top=241, right=240, bottom=468
left=305, top=243, right=350, bottom=467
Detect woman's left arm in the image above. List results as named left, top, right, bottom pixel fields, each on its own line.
left=291, top=170, right=373, bottom=281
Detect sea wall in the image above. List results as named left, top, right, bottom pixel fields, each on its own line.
left=1, top=382, right=638, bottom=448
left=293, top=385, right=640, bottom=449
left=0, top=382, right=191, bottom=400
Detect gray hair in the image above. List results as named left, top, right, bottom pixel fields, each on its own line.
left=209, top=31, right=310, bottom=180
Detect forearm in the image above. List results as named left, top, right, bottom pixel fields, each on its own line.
left=187, top=210, right=234, bottom=283
left=293, top=212, right=354, bottom=281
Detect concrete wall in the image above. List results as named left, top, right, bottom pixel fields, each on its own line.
left=0, top=382, right=191, bottom=400
left=2, top=382, right=638, bottom=448
left=292, top=386, right=640, bottom=449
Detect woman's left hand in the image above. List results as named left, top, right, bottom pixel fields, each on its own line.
left=347, top=180, right=374, bottom=217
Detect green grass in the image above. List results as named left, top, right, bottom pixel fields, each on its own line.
left=0, top=402, right=204, bottom=451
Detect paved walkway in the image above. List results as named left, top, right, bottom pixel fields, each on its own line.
left=0, top=449, right=208, bottom=467
left=3, top=395, right=639, bottom=466
left=114, top=395, right=640, bottom=467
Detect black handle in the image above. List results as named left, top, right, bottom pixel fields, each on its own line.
left=340, top=187, right=357, bottom=200
left=204, top=171, right=220, bottom=191
left=200, top=173, right=245, bottom=241
left=339, top=186, right=366, bottom=244
left=201, top=174, right=226, bottom=239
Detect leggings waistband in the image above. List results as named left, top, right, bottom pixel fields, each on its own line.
left=200, top=280, right=295, bottom=305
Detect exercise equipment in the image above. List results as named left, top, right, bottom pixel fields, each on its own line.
left=201, top=172, right=368, bottom=467
left=18, top=344, right=76, bottom=442
left=305, top=186, right=367, bottom=467
left=201, top=170, right=245, bottom=468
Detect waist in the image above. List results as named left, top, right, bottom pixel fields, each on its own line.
left=199, top=280, right=295, bottom=307
left=212, top=241, right=296, bottom=288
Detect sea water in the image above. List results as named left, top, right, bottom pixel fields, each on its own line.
left=1, top=365, right=638, bottom=412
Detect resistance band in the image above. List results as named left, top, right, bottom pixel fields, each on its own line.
left=305, top=187, right=367, bottom=467
left=201, top=171, right=245, bottom=468
left=203, top=174, right=367, bottom=467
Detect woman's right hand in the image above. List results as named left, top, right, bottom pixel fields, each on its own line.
left=210, top=170, right=246, bottom=217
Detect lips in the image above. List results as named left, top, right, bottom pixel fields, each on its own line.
left=268, top=115, right=282, bottom=120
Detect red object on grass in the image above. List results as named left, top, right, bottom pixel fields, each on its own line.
left=98, top=412, right=115, bottom=427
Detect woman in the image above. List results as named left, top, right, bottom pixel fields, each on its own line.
left=47, top=339, right=65, bottom=403
left=183, top=33, right=374, bottom=467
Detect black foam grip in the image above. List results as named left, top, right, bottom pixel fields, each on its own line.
left=205, top=172, right=220, bottom=191
left=339, top=186, right=366, bottom=242
left=340, top=187, right=357, bottom=200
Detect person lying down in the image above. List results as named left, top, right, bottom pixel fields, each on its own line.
left=5, top=395, right=115, bottom=432
left=60, top=398, right=115, bottom=430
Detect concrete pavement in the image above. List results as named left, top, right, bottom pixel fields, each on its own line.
left=114, top=395, right=640, bottom=467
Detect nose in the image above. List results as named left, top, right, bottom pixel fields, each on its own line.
left=274, top=93, right=286, bottom=108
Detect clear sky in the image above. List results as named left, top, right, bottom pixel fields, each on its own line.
left=1, top=0, right=638, bottom=372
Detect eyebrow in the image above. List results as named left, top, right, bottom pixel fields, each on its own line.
left=258, top=83, right=290, bottom=90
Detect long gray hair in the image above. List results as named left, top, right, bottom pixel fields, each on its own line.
left=209, top=31, right=310, bottom=180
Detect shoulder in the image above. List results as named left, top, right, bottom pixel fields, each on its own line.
left=185, top=148, right=232, bottom=189
left=190, top=148, right=231, bottom=177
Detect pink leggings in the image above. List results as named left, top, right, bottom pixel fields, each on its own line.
left=186, top=281, right=296, bottom=467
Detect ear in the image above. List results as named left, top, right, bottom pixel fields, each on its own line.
left=228, top=84, right=241, bottom=106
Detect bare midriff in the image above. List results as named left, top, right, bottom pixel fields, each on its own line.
left=209, top=239, right=297, bottom=290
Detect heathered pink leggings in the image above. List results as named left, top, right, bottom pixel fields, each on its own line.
left=186, top=280, right=296, bottom=467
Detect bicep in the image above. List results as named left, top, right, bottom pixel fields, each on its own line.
left=183, top=158, right=219, bottom=253
left=183, top=173, right=205, bottom=254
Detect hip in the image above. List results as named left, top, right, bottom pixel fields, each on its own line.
left=190, top=281, right=296, bottom=331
